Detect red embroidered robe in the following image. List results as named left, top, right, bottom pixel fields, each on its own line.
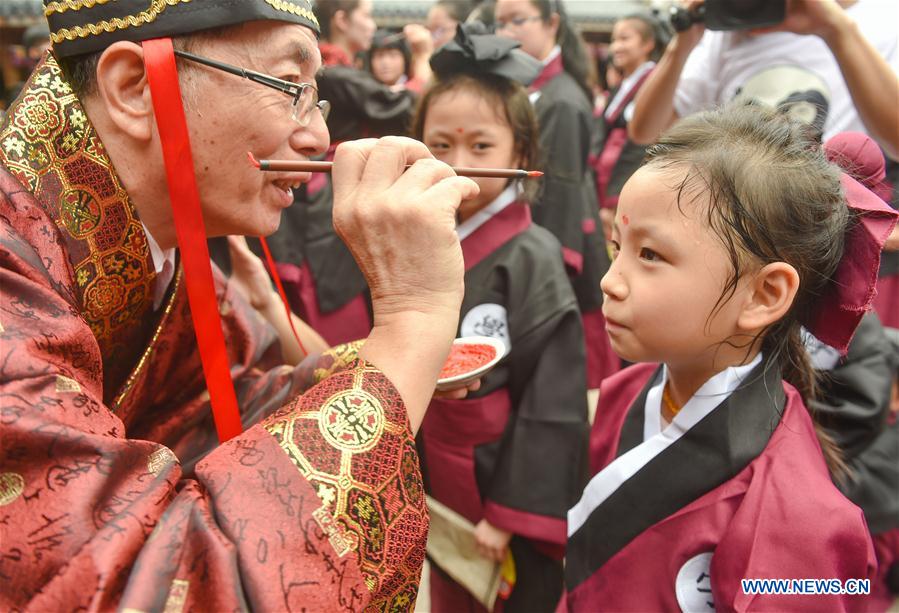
left=0, top=53, right=427, bottom=612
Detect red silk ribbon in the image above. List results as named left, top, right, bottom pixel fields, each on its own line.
left=143, top=37, right=243, bottom=442
left=259, top=236, right=307, bottom=357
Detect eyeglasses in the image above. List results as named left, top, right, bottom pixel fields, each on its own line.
left=173, top=50, right=330, bottom=127
left=495, top=15, right=543, bottom=31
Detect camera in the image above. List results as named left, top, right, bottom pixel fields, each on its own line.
left=669, top=0, right=786, bottom=32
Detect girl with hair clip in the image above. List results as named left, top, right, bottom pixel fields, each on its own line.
left=593, top=13, right=669, bottom=240
left=494, top=0, right=617, bottom=390
left=563, top=103, right=897, bottom=612
left=412, top=23, right=589, bottom=613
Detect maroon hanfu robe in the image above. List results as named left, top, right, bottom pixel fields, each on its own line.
left=0, top=53, right=427, bottom=611
left=563, top=361, right=876, bottom=612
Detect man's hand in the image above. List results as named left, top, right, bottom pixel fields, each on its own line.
left=332, top=137, right=479, bottom=432
left=750, top=0, right=849, bottom=41
left=673, top=0, right=706, bottom=53
left=474, top=519, right=513, bottom=563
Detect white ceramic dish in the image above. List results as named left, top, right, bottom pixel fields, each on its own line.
left=436, top=335, right=507, bottom=391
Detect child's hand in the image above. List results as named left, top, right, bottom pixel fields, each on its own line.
left=227, top=235, right=276, bottom=312
left=433, top=379, right=481, bottom=400
left=474, top=519, right=512, bottom=563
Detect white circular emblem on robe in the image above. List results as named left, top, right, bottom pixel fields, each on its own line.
left=676, top=552, right=715, bottom=612
left=460, top=303, right=511, bottom=354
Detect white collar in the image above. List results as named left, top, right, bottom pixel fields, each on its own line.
left=541, top=44, right=562, bottom=67
left=644, top=353, right=763, bottom=440
left=455, top=184, right=519, bottom=241
left=568, top=353, right=763, bottom=536
left=142, top=222, right=177, bottom=310
left=604, top=61, right=655, bottom=119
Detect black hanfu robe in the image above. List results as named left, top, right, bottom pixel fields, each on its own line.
left=564, top=357, right=875, bottom=612
left=418, top=188, right=589, bottom=612
left=529, top=53, right=617, bottom=389
left=806, top=312, right=899, bottom=610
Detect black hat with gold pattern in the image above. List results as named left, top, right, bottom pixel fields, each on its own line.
left=45, top=0, right=319, bottom=58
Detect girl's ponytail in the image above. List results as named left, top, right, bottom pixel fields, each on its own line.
left=531, top=0, right=592, bottom=101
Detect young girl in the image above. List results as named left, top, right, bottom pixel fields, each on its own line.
left=494, top=0, right=617, bottom=389
left=366, top=29, right=412, bottom=88
left=593, top=13, right=668, bottom=239
left=564, top=104, right=896, bottom=611
left=413, top=25, right=589, bottom=612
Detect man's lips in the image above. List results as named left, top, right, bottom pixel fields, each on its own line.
left=270, top=173, right=311, bottom=192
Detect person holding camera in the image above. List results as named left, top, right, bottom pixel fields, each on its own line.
left=629, top=0, right=899, bottom=160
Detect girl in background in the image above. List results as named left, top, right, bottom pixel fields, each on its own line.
left=495, top=0, right=617, bottom=390
left=564, top=103, right=895, bottom=611
left=593, top=14, right=668, bottom=240
left=413, top=24, right=588, bottom=613
left=427, top=0, right=474, bottom=49
left=366, top=29, right=413, bottom=89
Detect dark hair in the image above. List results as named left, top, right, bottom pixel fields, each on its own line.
left=617, top=13, right=670, bottom=62
left=529, top=0, right=592, bottom=100
left=466, top=2, right=495, bottom=27
left=645, top=102, right=851, bottom=477
left=313, top=0, right=362, bottom=41
left=433, top=0, right=475, bottom=23
left=411, top=72, right=540, bottom=200
left=365, top=30, right=411, bottom=80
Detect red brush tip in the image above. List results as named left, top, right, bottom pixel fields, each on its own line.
left=527, top=170, right=544, bottom=178
left=247, top=151, right=260, bottom=168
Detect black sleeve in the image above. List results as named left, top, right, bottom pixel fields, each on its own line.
left=812, top=312, right=895, bottom=459
left=486, top=243, right=590, bottom=518
left=318, top=66, right=416, bottom=141
left=532, top=98, right=594, bottom=257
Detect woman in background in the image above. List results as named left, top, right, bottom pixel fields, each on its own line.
left=495, top=0, right=617, bottom=389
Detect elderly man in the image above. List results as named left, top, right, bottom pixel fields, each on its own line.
left=0, top=1, right=478, bottom=611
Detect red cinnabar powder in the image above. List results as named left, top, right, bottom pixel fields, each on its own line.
left=439, top=343, right=497, bottom=379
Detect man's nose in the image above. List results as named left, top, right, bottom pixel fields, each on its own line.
left=290, top=109, right=330, bottom=158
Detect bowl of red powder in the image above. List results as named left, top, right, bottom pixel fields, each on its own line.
left=436, top=336, right=506, bottom=391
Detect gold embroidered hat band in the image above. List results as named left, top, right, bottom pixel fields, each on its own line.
left=45, top=0, right=319, bottom=58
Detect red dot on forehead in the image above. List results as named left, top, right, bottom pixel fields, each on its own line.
left=456, top=128, right=464, bottom=134
left=622, top=214, right=630, bottom=226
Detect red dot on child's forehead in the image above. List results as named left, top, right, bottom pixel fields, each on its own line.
left=622, top=214, right=630, bottom=226
left=456, top=128, right=464, bottom=134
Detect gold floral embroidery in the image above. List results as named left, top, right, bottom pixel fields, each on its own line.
left=263, top=0, right=319, bottom=27
left=147, top=447, right=178, bottom=476
left=313, top=339, right=365, bottom=383
left=1, top=53, right=157, bottom=400
left=55, top=375, right=81, bottom=393
left=50, top=0, right=192, bottom=43
left=162, top=579, right=189, bottom=613
left=0, top=473, right=25, bottom=506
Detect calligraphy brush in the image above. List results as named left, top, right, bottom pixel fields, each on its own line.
left=247, top=152, right=543, bottom=179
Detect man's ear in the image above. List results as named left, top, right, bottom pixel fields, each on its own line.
left=737, top=262, right=800, bottom=333
left=93, top=41, right=154, bottom=141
